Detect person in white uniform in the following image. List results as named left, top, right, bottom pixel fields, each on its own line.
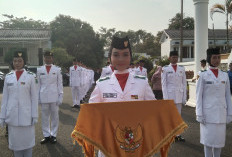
left=0, top=50, right=38, bottom=157
left=161, top=50, right=187, bottom=142
left=89, top=36, right=156, bottom=157
left=135, top=60, right=147, bottom=77
left=100, top=63, right=114, bottom=78
left=37, top=51, right=63, bottom=144
left=69, top=58, right=82, bottom=108
left=196, top=48, right=232, bottom=157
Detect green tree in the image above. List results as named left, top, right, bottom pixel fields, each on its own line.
left=50, top=14, right=105, bottom=69
left=0, top=14, right=49, bottom=29
left=210, top=0, right=232, bottom=49
left=168, top=13, right=194, bottom=30
left=98, top=28, right=161, bottom=57
left=51, top=47, right=74, bottom=70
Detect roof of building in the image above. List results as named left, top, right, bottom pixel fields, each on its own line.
left=0, top=29, right=51, bottom=40
left=163, top=29, right=232, bottom=39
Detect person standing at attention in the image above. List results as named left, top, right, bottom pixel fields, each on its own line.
left=89, top=36, right=155, bottom=157
left=37, top=50, right=63, bottom=144
left=196, top=48, right=232, bottom=157
left=161, top=50, right=187, bottom=142
left=69, top=58, right=82, bottom=109
left=0, top=50, right=38, bottom=157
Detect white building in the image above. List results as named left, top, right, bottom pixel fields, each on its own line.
left=0, top=29, right=51, bottom=66
left=160, top=29, right=232, bottom=62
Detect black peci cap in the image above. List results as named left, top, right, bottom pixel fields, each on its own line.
left=169, top=50, right=179, bottom=57
left=43, top=50, right=53, bottom=57
left=111, top=36, right=131, bottom=50
left=13, top=50, right=27, bottom=61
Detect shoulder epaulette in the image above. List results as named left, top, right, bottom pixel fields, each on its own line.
left=98, top=76, right=110, bottom=82
left=27, top=71, right=35, bottom=75
left=201, top=70, right=207, bottom=72
left=134, top=75, right=146, bottom=80
left=6, top=72, right=13, bottom=75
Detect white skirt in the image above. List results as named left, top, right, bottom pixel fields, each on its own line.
left=200, top=123, right=226, bottom=148
left=8, top=125, right=35, bottom=151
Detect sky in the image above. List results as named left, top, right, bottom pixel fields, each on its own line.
left=0, top=0, right=227, bottom=36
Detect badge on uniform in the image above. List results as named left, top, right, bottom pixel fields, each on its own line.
left=21, top=82, right=25, bottom=85
left=103, top=93, right=117, bottom=98
left=206, top=81, right=213, bottom=84
left=221, top=81, right=225, bottom=84
left=7, top=83, right=14, bottom=86
left=40, top=73, right=45, bottom=75
left=131, top=95, right=138, bottom=99
left=168, top=72, right=173, bottom=74
left=52, top=72, right=56, bottom=75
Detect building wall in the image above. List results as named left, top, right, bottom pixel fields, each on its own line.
left=161, top=38, right=171, bottom=57
left=0, top=40, right=51, bottom=66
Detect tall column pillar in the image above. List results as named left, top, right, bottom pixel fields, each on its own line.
left=193, top=0, right=209, bottom=74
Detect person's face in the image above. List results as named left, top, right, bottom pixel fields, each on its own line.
left=111, top=48, right=130, bottom=71
left=130, top=64, right=135, bottom=68
left=44, top=56, right=53, bottom=64
left=201, top=62, right=206, bottom=68
left=73, top=61, right=78, bottom=65
left=169, top=55, right=178, bottom=64
left=139, top=62, right=144, bottom=67
left=210, top=54, right=221, bottom=67
left=13, top=57, right=24, bottom=70
left=229, top=63, right=232, bottom=71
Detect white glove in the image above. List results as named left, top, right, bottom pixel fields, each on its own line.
left=0, top=118, right=6, bottom=128
left=227, top=115, right=232, bottom=124
left=196, top=116, right=206, bottom=124
left=57, top=94, right=63, bottom=105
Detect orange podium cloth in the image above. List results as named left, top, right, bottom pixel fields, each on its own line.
left=71, top=100, right=187, bottom=157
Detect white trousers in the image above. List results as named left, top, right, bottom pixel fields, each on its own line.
left=175, top=103, right=182, bottom=115
left=14, top=148, right=32, bottom=157
left=204, top=145, right=221, bottom=157
left=41, top=103, right=59, bottom=137
left=71, top=86, right=80, bottom=105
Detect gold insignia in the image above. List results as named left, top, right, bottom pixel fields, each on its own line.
left=124, top=41, right=128, bottom=47
left=115, top=124, right=143, bottom=152
left=131, top=95, right=138, bottom=99
left=18, top=53, right=22, bottom=57
left=21, top=82, right=25, bottom=85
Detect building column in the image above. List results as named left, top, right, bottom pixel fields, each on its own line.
left=193, top=0, right=209, bottom=74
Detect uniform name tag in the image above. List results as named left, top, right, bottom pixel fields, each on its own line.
left=103, top=93, right=117, bottom=98
left=21, top=82, right=25, bottom=85
left=167, top=71, right=173, bottom=74
left=40, top=73, right=45, bottom=75
left=7, top=83, right=14, bottom=86
left=206, top=81, right=213, bottom=84
left=106, top=72, right=110, bottom=75
left=221, top=81, right=225, bottom=84
left=52, top=72, right=56, bottom=75
left=131, top=95, right=138, bottom=99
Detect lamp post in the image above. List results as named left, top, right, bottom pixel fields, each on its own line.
left=179, top=0, right=183, bottom=62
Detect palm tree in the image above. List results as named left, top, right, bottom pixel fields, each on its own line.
left=210, top=0, right=232, bottom=50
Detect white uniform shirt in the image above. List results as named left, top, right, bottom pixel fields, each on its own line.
left=100, top=66, right=113, bottom=78
left=196, top=69, right=232, bottom=123
left=37, top=65, right=63, bottom=103
left=0, top=70, right=38, bottom=126
left=135, top=66, right=147, bottom=77
left=69, top=65, right=82, bottom=87
left=89, top=72, right=155, bottom=103
left=128, top=68, right=136, bottom=75
left=161, top=64, right=187, bottom=104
